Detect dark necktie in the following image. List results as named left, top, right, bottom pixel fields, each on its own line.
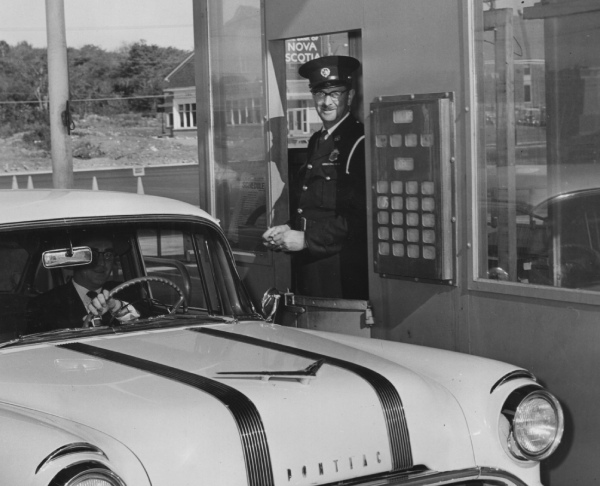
left=317, top=129, right=327, bottom=148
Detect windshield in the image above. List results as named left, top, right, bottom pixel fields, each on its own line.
left=0, top=220, right=256, bottom=344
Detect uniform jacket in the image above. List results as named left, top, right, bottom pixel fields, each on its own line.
left=290, top=114, right=368, bottom=299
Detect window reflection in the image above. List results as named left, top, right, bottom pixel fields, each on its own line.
left=208, top=0, right=267, bottom=252
left=286, top=34, right=349, bottom=147
left=481, top=1, right=600, bottom=290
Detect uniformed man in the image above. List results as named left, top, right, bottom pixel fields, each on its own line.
left=262, top=55, right=368, bottom=299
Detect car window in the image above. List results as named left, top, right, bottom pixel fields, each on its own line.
left=137, top=227, right=208, bottom=310
left=0, top=244, right=28, bottom=292
left=0, top=220, right=256, bottom=343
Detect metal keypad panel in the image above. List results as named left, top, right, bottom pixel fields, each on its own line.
left=376, top=181, right=437, bottom=260
left=371, top=93, right=455, bottom=283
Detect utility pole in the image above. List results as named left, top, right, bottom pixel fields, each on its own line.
left=45, top=0, right=73, bottom=188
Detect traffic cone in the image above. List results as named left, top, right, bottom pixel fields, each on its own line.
left=137, top=177, right=144, bottom=195
left=27, top=176, right=34, bottom=189
left=92, top=176, right=99, bottom=191
left=11, top=176, right=18, bottom=189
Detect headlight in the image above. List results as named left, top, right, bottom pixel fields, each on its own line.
left=503, top=387, right=564, bottom=461
left=52, top=464, right=126, bottom=486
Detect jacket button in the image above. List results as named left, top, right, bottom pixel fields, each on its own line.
left=326, top=176, right=331, bottom=181
left=302, top=185, right=308, bottom=191
left=297, top=208, right=303, bottom=214
left=307, top=164, right=313, bottom=170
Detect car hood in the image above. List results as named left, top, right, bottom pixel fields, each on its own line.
left=0, top=321, right=477, bottom=485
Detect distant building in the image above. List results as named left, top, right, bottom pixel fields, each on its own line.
left=161, top=12, right=347, bottom=142
left=483, top=15, right=546, bottom=127
left=162, top=52, right=196, bottom=137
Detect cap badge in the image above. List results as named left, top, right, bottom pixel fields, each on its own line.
left=320, top=68, right=330, bottom=78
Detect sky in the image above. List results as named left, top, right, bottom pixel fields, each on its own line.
left=0, top=0, right=538, bottom=52
left=0, top=0, right=196, bottom=51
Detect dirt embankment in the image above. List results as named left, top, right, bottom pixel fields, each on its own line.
left=0, top=114, right=198, bottom=173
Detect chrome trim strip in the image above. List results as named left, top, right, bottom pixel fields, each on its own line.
left=314, top=466, right=528, bottom=485
left=58, top=342, right=274, bottom=486
left=490, top=370, right=536, bottom=394
left=193, top=327, right=413, bottom=471
left=36, top=442, right=106, bottom=474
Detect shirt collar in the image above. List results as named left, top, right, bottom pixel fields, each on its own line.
left=72, top=279, right=102, bottom=304
left=321, top=112, right=350, bottom=140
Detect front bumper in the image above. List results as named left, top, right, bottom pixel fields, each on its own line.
left=326, top=466, right=531, bottom=486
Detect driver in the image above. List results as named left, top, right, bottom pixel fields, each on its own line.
left=25, top=235, right=139, bottom=334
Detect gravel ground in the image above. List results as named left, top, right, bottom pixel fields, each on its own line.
left=0, top=115, right=198, bottom=173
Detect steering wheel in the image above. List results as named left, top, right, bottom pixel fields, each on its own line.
left=84, top=276, right=187, bottom=326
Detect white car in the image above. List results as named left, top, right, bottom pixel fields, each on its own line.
left=0, top=189, right=563, bottom=486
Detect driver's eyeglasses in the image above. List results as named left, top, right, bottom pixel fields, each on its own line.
left=312, top=89, right=348, bottom=101
left=91, top=248, right=116, bottom=262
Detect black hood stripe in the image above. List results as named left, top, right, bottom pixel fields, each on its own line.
left=192, top=327, right=413, bottom=471
left=58, top=342, right=274, bottom=486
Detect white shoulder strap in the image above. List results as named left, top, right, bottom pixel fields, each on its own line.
left=346, top=135, right=365, bottom=174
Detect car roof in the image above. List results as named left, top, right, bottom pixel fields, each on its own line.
left=0, top=189, right=218, bottom=225
left=531, top=187, right=600, bottom=220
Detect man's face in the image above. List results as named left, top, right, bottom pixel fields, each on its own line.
left=73, top=237, right=115, bottom=290
left=312, top=86, right=355, bottom=129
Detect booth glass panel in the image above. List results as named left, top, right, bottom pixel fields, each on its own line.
left=479, top=1, right=600, bottom=291
left=207, top=0, right=268, bottom=253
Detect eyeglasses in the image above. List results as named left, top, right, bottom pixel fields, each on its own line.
left=90, top=248, right=116, bottom=262
left=312, top=89, right=348, bottom=101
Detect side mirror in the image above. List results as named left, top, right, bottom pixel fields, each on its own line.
left=42, top=246, right=93, bottom=268
left=261, top=287, right=281, bottom=322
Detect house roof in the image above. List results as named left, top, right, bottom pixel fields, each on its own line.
left=164, top=52, right=195, bottom=89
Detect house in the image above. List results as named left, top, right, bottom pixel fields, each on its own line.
left=162, top=52, right=196, bottom=137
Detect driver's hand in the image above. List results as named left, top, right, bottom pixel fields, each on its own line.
left=86, top=290, right=140, bottom=324
left=86, top=289, right=119, bottom=316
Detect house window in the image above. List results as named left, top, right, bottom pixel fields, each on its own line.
left=523, top=64, right=532, bottom=102
left=178, top=103, right=196, bottom=128
left=226, top=98, right=262, bottom=126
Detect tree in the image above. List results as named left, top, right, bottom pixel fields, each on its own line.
left=0, top=41, right=47, bottom=108
left=113, top=41, right=187, bottom=111
left=68, top=44, right=122, bottom=115
left=0, top=41, right=48, bottom=137
left=0, top=39, right=188, bottom=138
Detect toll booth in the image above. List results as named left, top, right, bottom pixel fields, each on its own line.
left=192, top=1, right=600, bottom=483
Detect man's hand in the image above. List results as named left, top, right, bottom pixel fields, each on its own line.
left=86, top=289, right=121, bottom=316
left=262, top=225, right=306, bottom=252
left=84, top=289, right=139, bottom=326
left=262, top=224, right=290, bottom=244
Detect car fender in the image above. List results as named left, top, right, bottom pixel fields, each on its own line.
left=300, top=330, right=544, bottom=486
left=0, top=402, right=151, bottom=486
